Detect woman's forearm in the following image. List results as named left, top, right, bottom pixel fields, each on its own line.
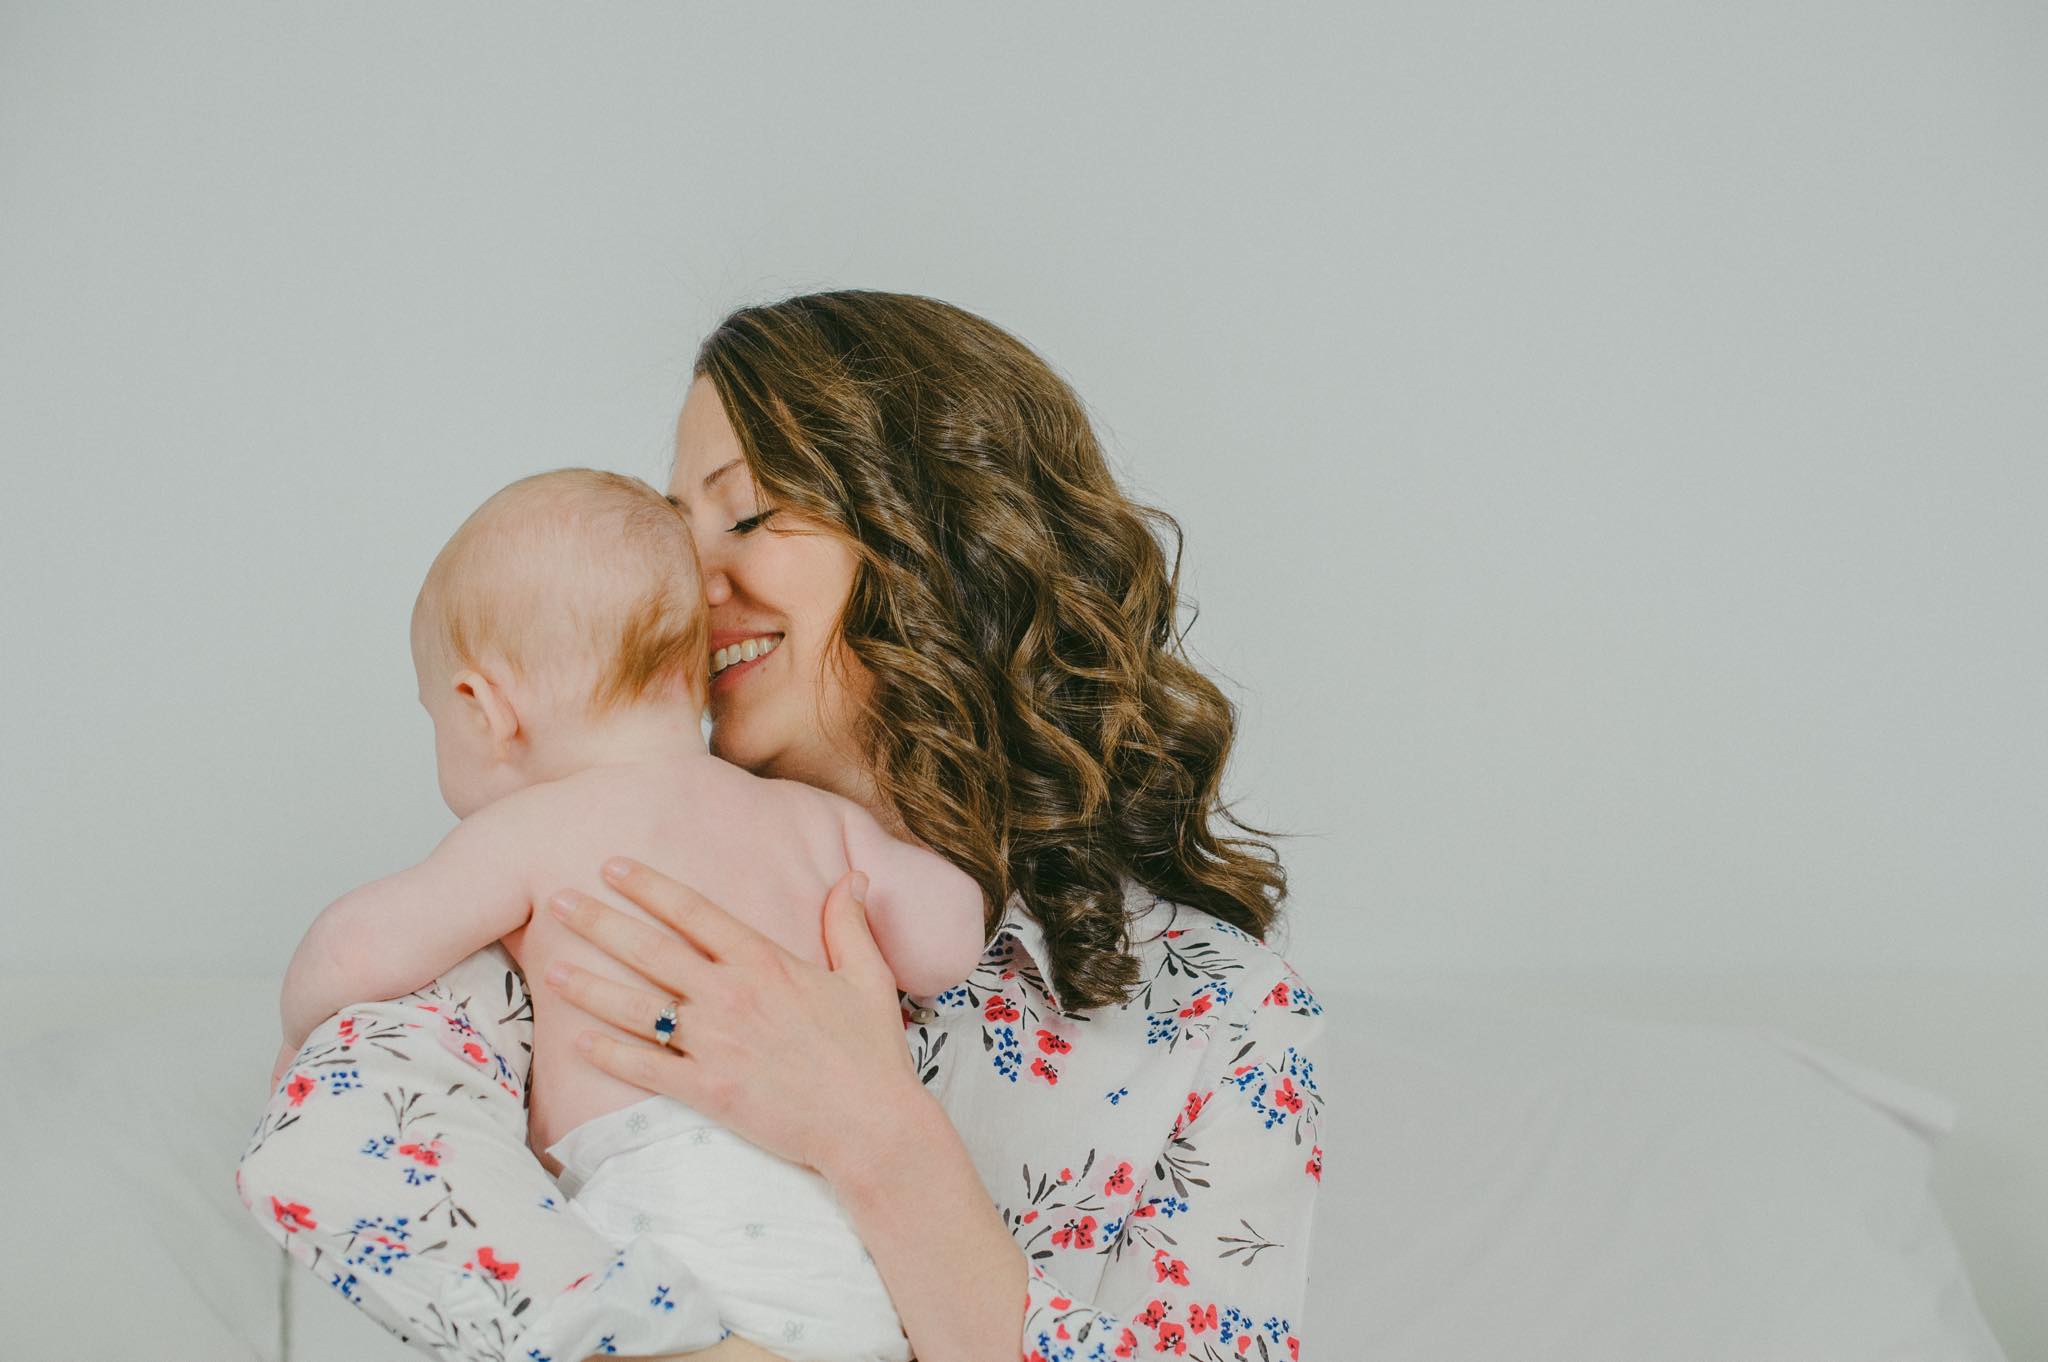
left=588, top=1336, right=791, bottom=1362
left=826, top=1079, right=1030, bottom=1362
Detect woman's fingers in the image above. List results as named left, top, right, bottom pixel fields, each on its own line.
left=547, top=888, right=712, bottom=997
left=599, top=856, right=780, bottom=966
left=576, top=1029, right=705, bottom=1104
left=544, top=959, right=694, bottom=1043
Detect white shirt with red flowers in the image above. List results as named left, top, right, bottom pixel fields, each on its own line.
left=906, top=877, right=1328, bottom=1362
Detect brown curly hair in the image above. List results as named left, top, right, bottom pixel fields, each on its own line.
left=692, top=290, right=1286, bottom=1011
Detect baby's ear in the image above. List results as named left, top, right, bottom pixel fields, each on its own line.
left=452, top=669, right=522, bottom=751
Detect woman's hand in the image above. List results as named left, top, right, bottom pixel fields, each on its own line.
left=541, top=858, right=934, bottom=1182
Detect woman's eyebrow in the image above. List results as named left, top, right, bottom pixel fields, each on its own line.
left=669, top=458, right=744, bottom=516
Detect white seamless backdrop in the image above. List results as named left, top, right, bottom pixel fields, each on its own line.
left=3, top=2, right=2041, bottom=982
left=1, top=0, right=2043, bottom=1352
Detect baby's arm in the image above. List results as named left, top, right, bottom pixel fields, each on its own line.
left=279, top=795, right=536, bottom=1050
left=839, top=803, right=989, bottom=998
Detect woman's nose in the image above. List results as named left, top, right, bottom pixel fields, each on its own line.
left=702, top=569, right=732, bottom=605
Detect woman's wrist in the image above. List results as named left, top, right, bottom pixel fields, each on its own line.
left=819, top=1072, right=951, bottom=1203
left=818, top=1074, right=1030, bottom=1362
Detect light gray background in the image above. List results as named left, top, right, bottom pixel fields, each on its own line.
left=2, top=0, right=2043, bottom=1351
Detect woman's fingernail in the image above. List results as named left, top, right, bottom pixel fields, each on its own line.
left=545, top=962, right=570, bottom=987
left=602, top=858, right=633, bottom=881
left=552, top=891, right=583, bottom=921
left=574, top=1032, right=595, bottom=1053
left=851, top=871, right=870, bottom=901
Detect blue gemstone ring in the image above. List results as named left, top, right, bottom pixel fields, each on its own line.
left=653, top=1001, right=681, bottom=1048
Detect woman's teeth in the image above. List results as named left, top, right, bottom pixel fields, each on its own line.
left=712, top=634, right=781, bottom=676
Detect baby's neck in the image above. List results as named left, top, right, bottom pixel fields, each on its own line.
left=522, top=702, right=711, bottom=786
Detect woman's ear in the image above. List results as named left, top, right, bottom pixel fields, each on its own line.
left=451, top=668, right=523, bottom=756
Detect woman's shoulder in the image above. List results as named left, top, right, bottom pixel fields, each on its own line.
left=979, top=877, right=1324, bottom=1030
left=1116, top=878, right=1325, bottom=1023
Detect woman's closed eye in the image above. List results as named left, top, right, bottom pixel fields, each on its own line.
left=729, top=509, right=778, bottom=535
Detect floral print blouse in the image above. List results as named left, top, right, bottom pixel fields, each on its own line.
left=917, top=878, right=1329, bottom=1362
left=239, top=875, right=1328, bottom=1362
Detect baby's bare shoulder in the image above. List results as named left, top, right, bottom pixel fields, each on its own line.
left=726, top=765, right=859, bottom=818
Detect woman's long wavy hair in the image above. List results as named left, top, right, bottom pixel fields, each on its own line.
left=693, top=290, right=1285, bottom=1011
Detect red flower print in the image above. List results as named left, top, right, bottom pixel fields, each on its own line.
left=1030, top=1056, right=1061, bottom=1085
left=1114, top=1326, right=1139, bottom=1359
left=1059, top=1167, right=1073, bottom=1182
left=1188, top=1302, right=1218, bottom=1333
left=1035, top=1028, right=1072, bottom=1055
left=1152, top=1248, right=1189, bottom=1285
left=1021, top=1209, right=1038, bottom=1223
left=1274, top=1075, right=1303, bottom=1114
left=336, top=1016, right=357, bottom=1044
left=1181, top=1090, right=1210, bottom=1127
left=470, top=1246, right=518, bottom=1281
left=1264, top=981, right=1292, bottom=1007
left=984, top=997, right=1020, bottom=1024
left=1157, top=1320, right=1188, bottom=1355
left=1104, top=1161, right=1134, bottom=1196
left=1177, top=994, right=1213, bottom=1020
left=1164, top=929, right=1183, bottom=938
left=270, top=1197, right=315, bottom=1233
left=1132, top=1202, right=1157, bottom=1218
left=1135, top=1300, right=1168, bottom=1328
left=1050, top=1295, right=1071, bottom=1309
left=397, top=1140, right=444, bottom=1167
left=1236, top=1338, right=1253, bottom=1356
left=285, top=1074, right=315, bottom=1107
left=1286, top=1336, right=1300, bottom=1361
left=1050, top=1214, right=1098, bottom=1250
left=1306, top=1145, right=1323, bottom=1181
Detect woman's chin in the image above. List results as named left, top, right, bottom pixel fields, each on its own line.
left=706, top=722, right=772, bottom=775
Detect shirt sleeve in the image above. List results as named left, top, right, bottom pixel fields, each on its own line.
left=243, top=947, right=739, bottom=1362
left=1017, top=962, right=1329, bottom=1362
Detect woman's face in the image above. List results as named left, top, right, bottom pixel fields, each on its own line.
left=668, top=375, right=876, bottom=808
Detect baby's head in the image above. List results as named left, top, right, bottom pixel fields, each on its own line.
left=411, top=468, right=709, bottom=816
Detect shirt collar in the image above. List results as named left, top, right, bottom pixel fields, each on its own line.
left=986, top=892, right=1068, bottom=1013
left=986, top=879, right=1158, bottom=1014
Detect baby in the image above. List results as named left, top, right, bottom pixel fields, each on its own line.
left=271, top=468, right=986, bottom=1361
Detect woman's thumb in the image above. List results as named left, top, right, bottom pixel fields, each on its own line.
left=822, top=869, right=885, bottom=975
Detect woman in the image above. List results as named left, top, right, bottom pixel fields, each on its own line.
left=245, top=290, right=1327, bottom=1362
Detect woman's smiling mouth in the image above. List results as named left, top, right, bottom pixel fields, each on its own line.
left=711, top=632, right=782, bottom=686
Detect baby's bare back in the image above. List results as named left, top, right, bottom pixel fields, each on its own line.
left=494, top=756, right=853, bottom=1159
